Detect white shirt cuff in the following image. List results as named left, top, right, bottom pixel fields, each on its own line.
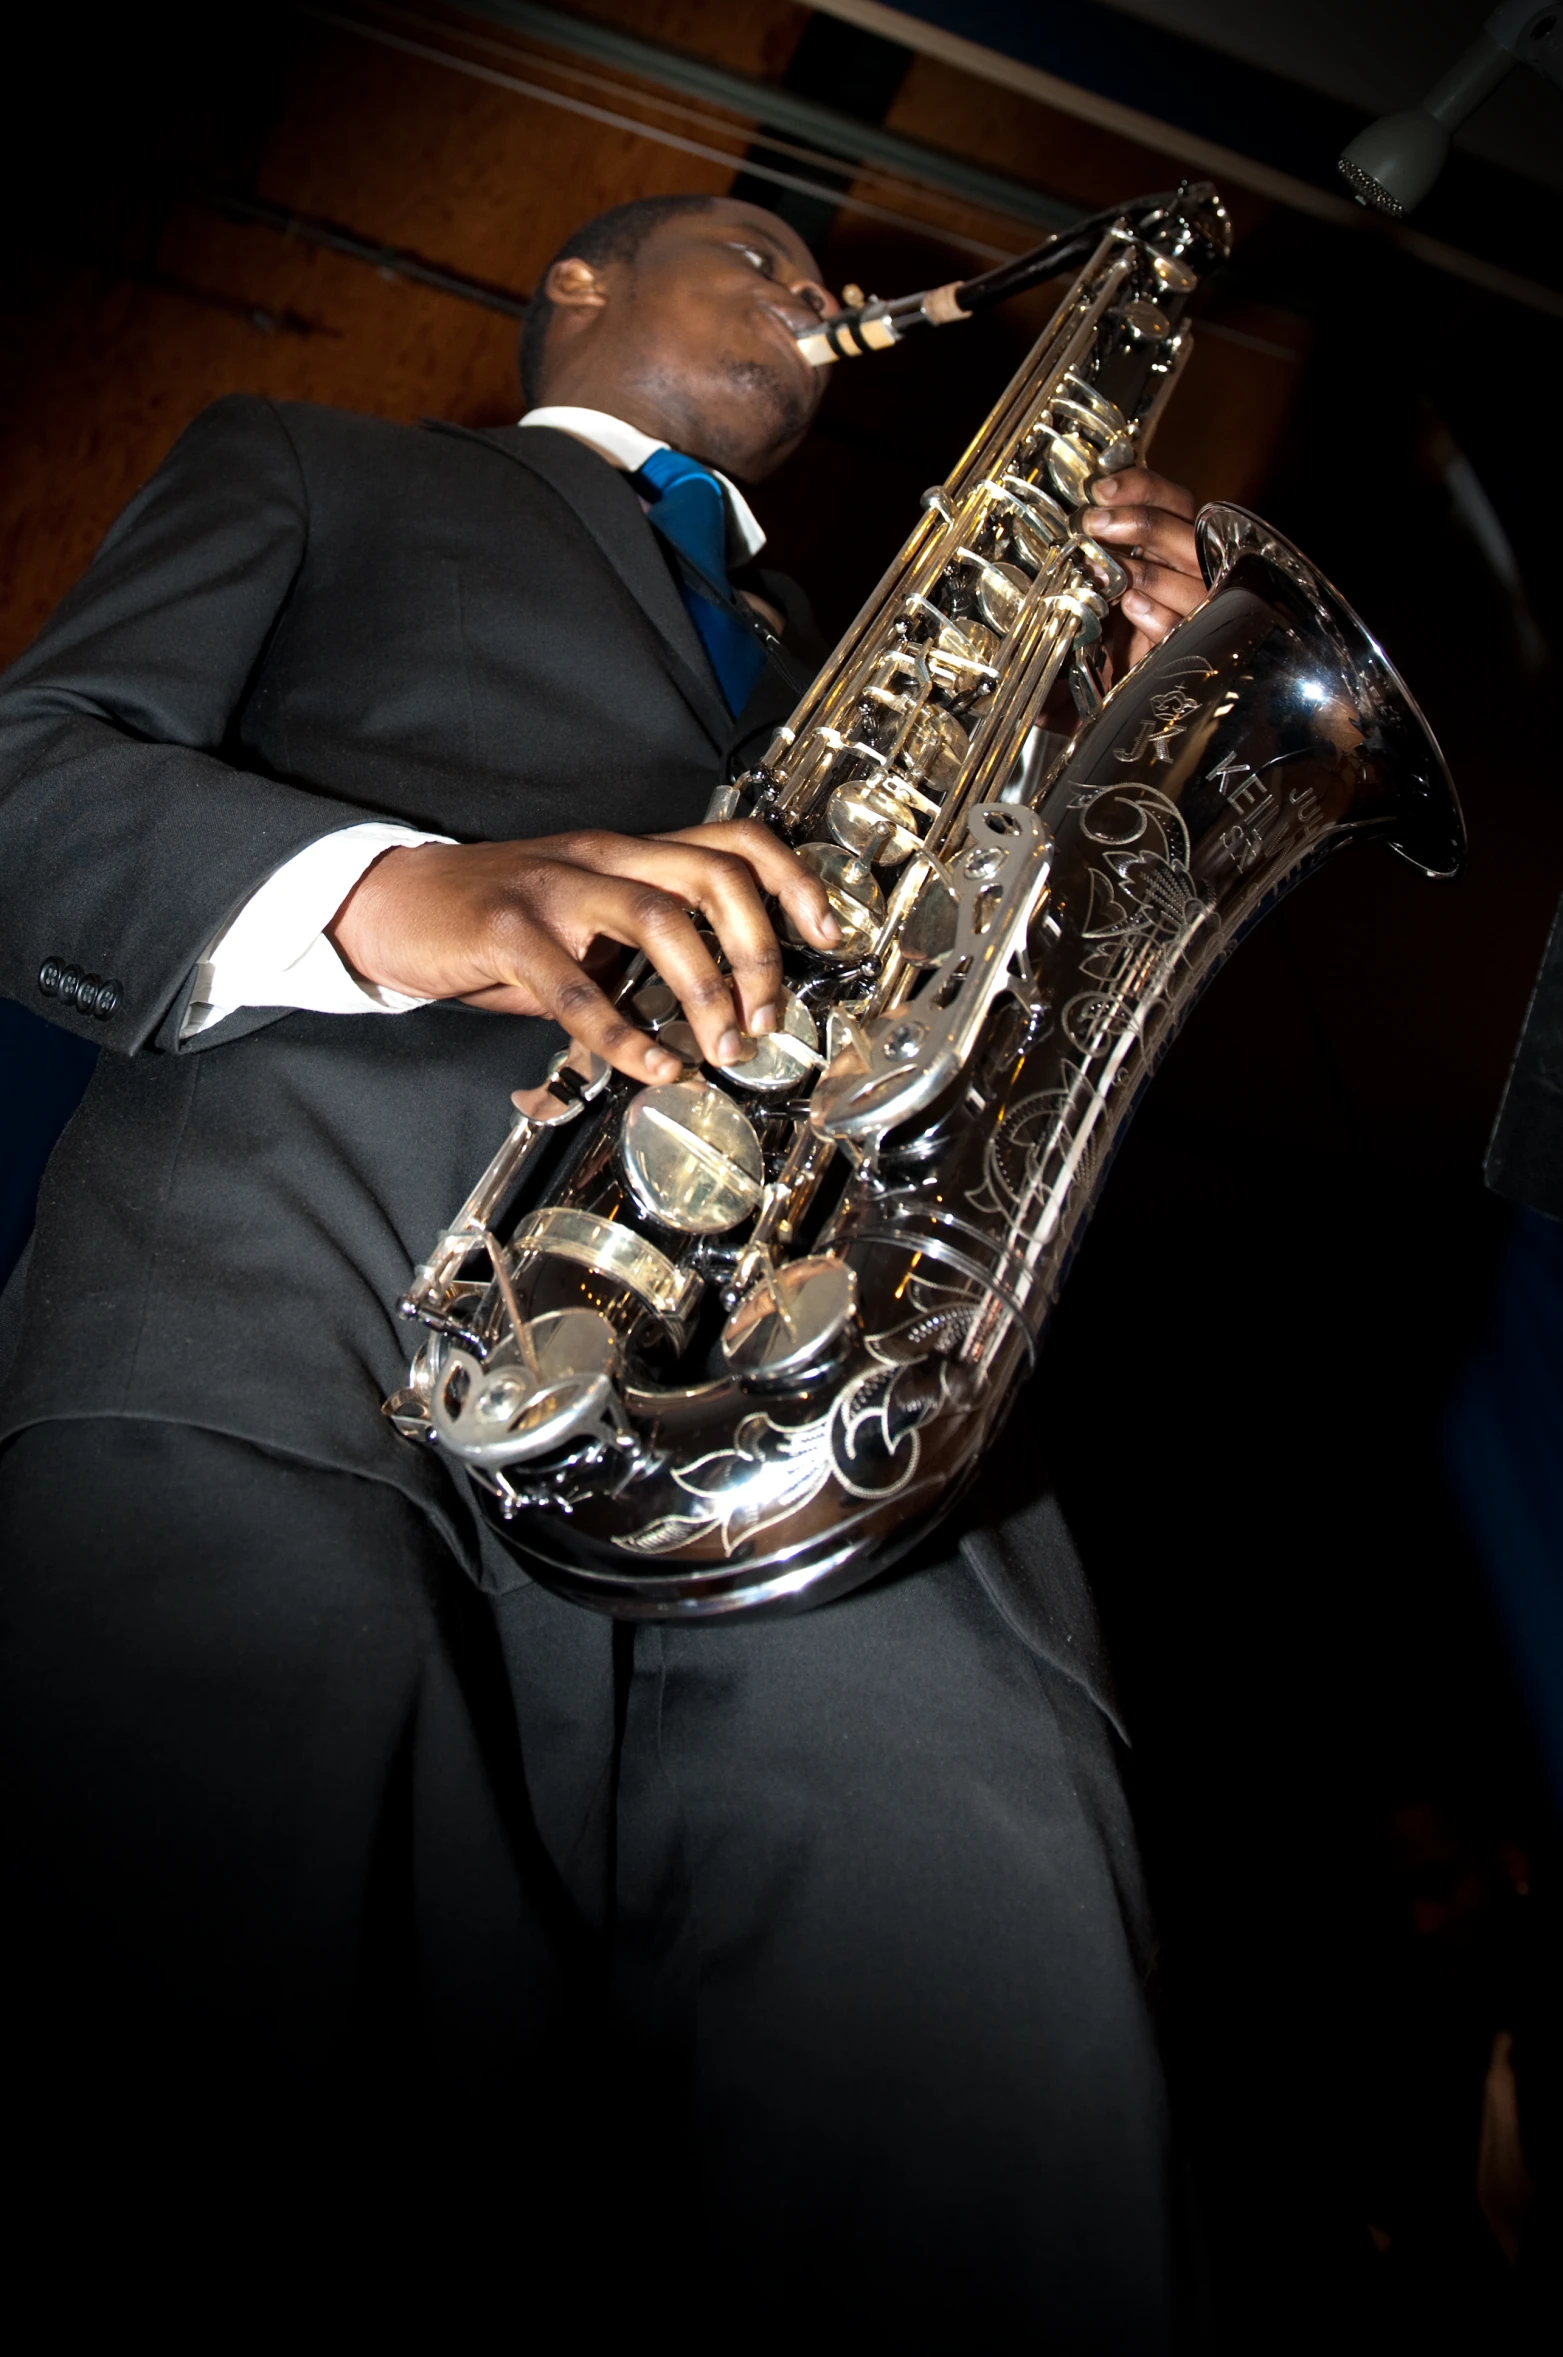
left=182, top=822, right=454, bottom=1039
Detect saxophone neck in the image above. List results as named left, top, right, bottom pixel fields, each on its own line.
left=796, top=181, right=1234, bottom=368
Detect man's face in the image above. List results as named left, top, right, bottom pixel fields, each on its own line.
left=545, top=202, right=837, bottom=481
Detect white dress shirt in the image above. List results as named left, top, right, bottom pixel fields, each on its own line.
left=182, top=406, right=765, bottom=1039
left=518, top=406, right=765, bottom=560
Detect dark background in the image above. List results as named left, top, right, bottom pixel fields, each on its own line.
left=3, top=2, right=1560, bottom=2337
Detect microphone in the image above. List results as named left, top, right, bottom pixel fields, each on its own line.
left=1338, top=1, right=1562, bottom=217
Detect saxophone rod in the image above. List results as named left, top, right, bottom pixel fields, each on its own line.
left=795, top=189, right=1189, bottom=367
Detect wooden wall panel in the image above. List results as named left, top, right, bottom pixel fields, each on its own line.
left=1, top=1, right=1309, bottom=666
left=1, top=2, right=811, bottom=664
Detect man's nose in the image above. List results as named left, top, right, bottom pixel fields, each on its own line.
left=791, top=275, right=840, bottom=319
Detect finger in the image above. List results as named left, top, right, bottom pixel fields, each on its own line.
left=537, top=841, right=755, bottom=1057
left=1121, top=555, right=1206, bottom=620
left=571, top=871, right=757, bottom=1070
left=1090, top=468, right=1196, bottom=522
left=1121, top=586, right=1183, bottom=660
left=656, top=819, right=842, bottom=958
left=1081, top=501, right=1202, bottom=584
left=554, top=820, right=844, bottom=971
left=484, top=919, right=684, bottom=1086
left=632, top=834, right=787, bottom=1038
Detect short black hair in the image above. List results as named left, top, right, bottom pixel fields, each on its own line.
left=520, top=193, right=721, bottom=407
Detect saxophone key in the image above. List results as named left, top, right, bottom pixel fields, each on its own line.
left=826, top=778, right=922, bottom=867
left=429, top=1308, right=622, bottom=1469
left=628, top=976, right=680, bottom=1029
left=898, top=869, right=959, bottom=969
left=900, top=704, right=969, bottom=798
left=782, top=842, right=885, bottom=956
left=620, top=1080, right=765, bottom=1235
left=1038, top=428, right=1099, bottom=508
left=720, top=1256, right=859, bottom=1386
left=722, top=994, right=825, bottom=1094
left=971, top=558, right=1033, bottom=634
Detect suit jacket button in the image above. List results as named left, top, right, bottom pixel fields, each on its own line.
left=92, top=979, right=122, bottom=1019
left=56, top=964, right=83, bottom=1005
left=38, top=957, right=64, bottom=997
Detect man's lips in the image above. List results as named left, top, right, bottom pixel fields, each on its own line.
left=756, top=299, right=823, bottom=382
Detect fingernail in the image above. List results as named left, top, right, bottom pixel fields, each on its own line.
left=1093, top=475, right=1120, bottom=499
left=1083, top=508, right=1113, bottom=533
left=716, top=1027, right=744, bottom=1065
left=649, top=1049, right=682, bottom=1081
left=818, top=910, right=843, bottom=942
left=752, top=1003, right=778, bottom=1035
left=1123, top=591, right=1151, bottom=619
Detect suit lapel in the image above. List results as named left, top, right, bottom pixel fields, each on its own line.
left=423, top=420, right=732, bottom=753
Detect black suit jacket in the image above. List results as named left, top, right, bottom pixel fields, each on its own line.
left=0, top=398, right=818, bottom=1559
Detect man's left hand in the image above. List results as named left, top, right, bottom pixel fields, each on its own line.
left=1081, top=468, right=1206, bottom=669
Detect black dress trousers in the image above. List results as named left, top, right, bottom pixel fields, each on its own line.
left=0, top=1413, right=1170, bottom=2344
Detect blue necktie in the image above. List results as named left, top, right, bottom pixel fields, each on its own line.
left=633, top=447, right=766, bottom=717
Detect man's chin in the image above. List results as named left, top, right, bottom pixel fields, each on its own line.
left=715, top=357, right=815, bottom=474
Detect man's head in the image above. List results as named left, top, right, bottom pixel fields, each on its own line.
left=520, top=195, right=837, bottom=481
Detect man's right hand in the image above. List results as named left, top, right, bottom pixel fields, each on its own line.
left=328, top=821, right=842, bottom=1085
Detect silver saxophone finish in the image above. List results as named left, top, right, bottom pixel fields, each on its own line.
left=387, top=184, right=1463, bottom=1618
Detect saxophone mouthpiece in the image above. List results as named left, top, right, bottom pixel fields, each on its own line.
left=797, top=282, right=971, bottom=367
left=796, top=305, right=899, bottom=368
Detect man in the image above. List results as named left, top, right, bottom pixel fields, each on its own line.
left=0, top=194, right=1210, bottom=2333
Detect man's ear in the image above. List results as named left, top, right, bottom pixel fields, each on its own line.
left=545, top=256, right=609, bottom=312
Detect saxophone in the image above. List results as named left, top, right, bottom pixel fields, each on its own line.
left=387, top=184, right=1463, bottom=1616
